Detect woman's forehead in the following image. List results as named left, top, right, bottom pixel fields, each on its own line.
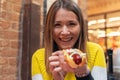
left=55, top=8, right=77, bottom=19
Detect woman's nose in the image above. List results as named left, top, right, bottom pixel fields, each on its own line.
left=61, top=25, right=70, bottom=35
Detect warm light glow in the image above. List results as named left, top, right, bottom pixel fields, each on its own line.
left=107, top=32, right=120, bottom=36
left=97, top=19, right=106, bottom=23
left=88, top=30, right=94, bottom=33
left=108, top=17, right=120, bottom=22
left=88, top=17, right=120, bottom=26
left=98, top=32, right=120, bottom=37
left=88, top=20, right=97, bottom=26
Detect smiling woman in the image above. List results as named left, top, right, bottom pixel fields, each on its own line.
left=31, top=0, right=107, bottom=80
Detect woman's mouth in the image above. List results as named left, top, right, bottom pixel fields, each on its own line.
left=60, top=37, right=73, bottom=42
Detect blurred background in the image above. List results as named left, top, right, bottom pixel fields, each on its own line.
left=0, top=0, right=120, bottom=80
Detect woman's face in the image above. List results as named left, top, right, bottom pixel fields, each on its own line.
left=53, top=8, right=80, bottom=49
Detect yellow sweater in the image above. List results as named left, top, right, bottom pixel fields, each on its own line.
left=31, top=42, right=107, bottom=80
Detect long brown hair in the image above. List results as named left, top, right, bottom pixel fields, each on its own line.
left=44, top=0, right=87, bottom=73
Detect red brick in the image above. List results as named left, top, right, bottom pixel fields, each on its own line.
left=9, top=0, right=22, bottom=5
left=1, top=65, right=9, bottom=74
left=1, top=49, right=18, bottom=57
left=8, top=57, right=17, bottom=66
left=13, top=5, right=21, bottom=13
left=6, top=12, right=19, bottom=22
left=1, top=75, right=11, bottom=80
left=1, top=1, right=7, bottom=11
left=1, top=64, right=17, bottom=75
left=11, top=40, right=19, bottom=49
left=9, top=75, right=17, bottom=80
left=11, top=13, right=20, bottom=22
left=1, top=40, right=10, bottom=47
left=8, top=66, right=17, bottom=75
left=0, top=40, right=2, bottom=47
left=0, top=66, right=2, bottom=75
left=0, top=63, right=17, bottom=79
left=1, top=11, right=7, bottom=20
left=11, top=22, right=19, bottom=30
left=0, top=75, right=9, bottom=80
left=7, top=2, right=14, bottom=12
left=0, top=57, right=8, bottom=65
left=0, top=75, right=16, bottom=80
left=0, top=31, right=18, bottom=40
left=0, top=20, right=10, bottom=30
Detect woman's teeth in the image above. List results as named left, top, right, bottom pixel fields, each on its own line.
left=61, top=38, right=72, bottom=42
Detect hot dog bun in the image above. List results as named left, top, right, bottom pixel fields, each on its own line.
left=63, top=49, right=86, bottom=68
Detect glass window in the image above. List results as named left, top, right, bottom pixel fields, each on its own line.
left=88, top=11, right=120, bottom=51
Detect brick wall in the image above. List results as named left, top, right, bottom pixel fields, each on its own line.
left=0, top=0, right=44, bottom=79
left=0, top=0, right=22, bottom=80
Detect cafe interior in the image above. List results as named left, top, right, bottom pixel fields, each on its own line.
left=87, top=0, right=120, bottom=79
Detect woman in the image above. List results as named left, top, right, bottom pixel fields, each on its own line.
left=31, top=0, right=107, bottom=80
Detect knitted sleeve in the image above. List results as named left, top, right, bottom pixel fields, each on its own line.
left=31, top=49, right=44, bottom=80
left=91, top=44, right=107, bottom=80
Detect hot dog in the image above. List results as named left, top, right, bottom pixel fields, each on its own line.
left=63, top=49, right=87, bottom=68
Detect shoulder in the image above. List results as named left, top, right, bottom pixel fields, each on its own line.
left=87, top=41, right=102, bottom=48
left=87, top=41, right=103, bottom=51
left=32, top=48, right=45, bottom=60
left=86, top=41, right=104, bottom=55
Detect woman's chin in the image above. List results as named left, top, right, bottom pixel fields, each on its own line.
left=59, top=46, right=72, bottom=50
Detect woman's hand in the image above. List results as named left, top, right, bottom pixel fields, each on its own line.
left=48, top=50, right=74, bottom=80
left=48, top=51, right=65, bottom=80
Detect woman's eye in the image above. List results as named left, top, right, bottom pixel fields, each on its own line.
left=69, top=22, right=76, bottom=26
left=54, top=24, right=61, bottom=27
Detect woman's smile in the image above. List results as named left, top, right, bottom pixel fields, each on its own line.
left=59, top=35, right=73, bottom=42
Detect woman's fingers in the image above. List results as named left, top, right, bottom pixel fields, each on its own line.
left=59, top=52, right=65, bottom=64
left=49, top=56, right=59, bottom=61
left=48, top=51, right=67, bottom=80
left=49, top=61, right=62, bottom=72
left=54, top=66, right=62, bottom=71
left=49, top=55, right=62, bottom=72
left=49, top=50, right=74, bottom=73
left=52, top=51, right=63, bottom=56
left=49, top=61, right=60, bottom=67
